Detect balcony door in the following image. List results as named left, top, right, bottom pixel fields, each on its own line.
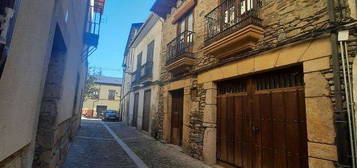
left=177, top=12, right=194, bottom=53
left=219, top=0, right=255, bottom=29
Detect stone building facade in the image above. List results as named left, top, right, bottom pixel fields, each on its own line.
left=150, top=0, right=357, bottom=167
left=0, top=0, right=102, bottom=167
left=82, top=76, right=122, bottom=118
left=121, top=14, right=163, bottom=135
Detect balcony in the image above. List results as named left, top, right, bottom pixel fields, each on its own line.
left=203, top=0, right=264, bottom=59
left=132, top=62, right=153, bottom=85
left=166, top=30, right=195, bottom=75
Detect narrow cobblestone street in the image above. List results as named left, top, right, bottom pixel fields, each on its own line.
left=62, top=119, right=211, bottom=168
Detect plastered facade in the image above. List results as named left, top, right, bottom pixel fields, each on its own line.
left=0, top=0, right=89, bottom=167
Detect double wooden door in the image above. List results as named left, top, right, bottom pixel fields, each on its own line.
left=171, top=89, right=184, bottom=146
left=132, top=93, right=139, bottom=127
left=217, top=66, right=308, bottom=168
left=142, top=90, right=151, bottom=132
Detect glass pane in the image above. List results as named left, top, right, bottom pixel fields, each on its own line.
left=241, top=0, right=246, bottom=14
left=247, top=0, right=253, bottom=11
left=188, top=13, right=193, bottom=31
left=180, top=20, right=185, bottom=34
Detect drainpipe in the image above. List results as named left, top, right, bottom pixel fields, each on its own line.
left=328, top=0, right=354, bottom=167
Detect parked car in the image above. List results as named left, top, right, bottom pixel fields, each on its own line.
left=102, top=110, right=119, bottom=121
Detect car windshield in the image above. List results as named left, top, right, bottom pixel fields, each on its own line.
left=106, top=111, right=115, bottom=114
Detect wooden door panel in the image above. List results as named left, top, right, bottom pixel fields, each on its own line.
left=217, top=96, right=222, bottom=160
left=217, top=66, right=307, bottom=168
left=142, top=90, right=151, bottom=132
left=234, top=96, right=244, bottom=167
left=132, top=93, right=139, bottom=127
left=273, top=122, right=286, bottom=150
left=285, top=91, right=299, bottom=122
left=252, top=146, right=262, bottom=168
left=262, top=148, right=274, bottom=168
left=171, top=90, right=184, bottom=146
left=220, top=96, right=228, bottom=162
left=227, top=96, right=235, bottom=164
left=271, top=92, right=285, bottom=122
left=242, top=144, right=253, bottom=168
left=274, top=151, right=287, bottom=168
left=286, top=123, right=300, bottom=154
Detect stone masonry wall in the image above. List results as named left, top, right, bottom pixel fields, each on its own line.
left=156, top=0, right=357, bottom=163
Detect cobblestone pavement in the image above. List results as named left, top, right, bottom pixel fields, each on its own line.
left=63, top=119, right=211, bottom=168
left=62, top=119, right=137, bottom=168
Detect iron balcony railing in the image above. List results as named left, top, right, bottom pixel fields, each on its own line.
left=132, top=61, right=153, bottom=85
left=204, top=0, right=262, bottom=46
left=166, top=30, right=195, bottom=65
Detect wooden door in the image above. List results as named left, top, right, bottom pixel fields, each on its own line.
left=217, top=66, right=308, bottom=168
left=142, top=90, right=151, bottom=132
left=170, top=89, right=184, bottom=146
left=132, top=93, right=139, bottom=127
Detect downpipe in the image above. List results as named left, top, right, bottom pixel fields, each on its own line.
left=327, top=0, right=356, bottom=167
left=339, top=30, right=357, bottom=168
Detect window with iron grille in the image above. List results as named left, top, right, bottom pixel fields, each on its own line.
left=108, top=90, right=116, bottom=100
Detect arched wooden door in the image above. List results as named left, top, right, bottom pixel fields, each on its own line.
left=217, top=66, right=308, bottom=168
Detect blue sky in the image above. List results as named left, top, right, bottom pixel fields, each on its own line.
left=88, top=0, right=156, bottom=78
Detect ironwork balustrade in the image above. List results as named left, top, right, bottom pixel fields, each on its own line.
left=132, top=61, right=153, bottom=85
left=204, top=0, right=262, bottom=46
left=166, top=30, right=195, bottom=65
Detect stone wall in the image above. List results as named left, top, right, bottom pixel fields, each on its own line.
left=33, top=115, right=80, bottom=168
left=0, top=147, right=28, bottom=168
left=187, top=82, right=205, bottom=160
left=155, top=0, right=357, bottom=165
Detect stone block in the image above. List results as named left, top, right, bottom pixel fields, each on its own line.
left=301, top=37, right=332, bottom=61
left=306, top=97, right=336, bottom=144
left=205, top=89, right=217, bottom=105
left=203, top=104, right=217, bottom=124
left=237, top=57, right=255, bottom=75
left=210, top=68, right=224, bottom=82
left=303, top=56, right=330, bottom=73
left=197, top=72, right=212, bottom=84
left=203, top=127, right=216, bottom=165
left=309, top=157, right=335, bottom=168
left=304, top=72, right=330, bottom=97
left=308, top=142, right=338, bottom=161
left=276, top=42, right=307, bottom=66
left=254, top=50, right=279, bottom=71
left=220, top=63, right=238, bottom=79
left=203, top=82, right=217, bottom=90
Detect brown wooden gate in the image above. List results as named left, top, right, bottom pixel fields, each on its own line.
left=142, top=90, right=151, bottom=132
left=217, top=66, right=308, bottom=168
left=132, top=93, right=139, bottom=127
left=171, top=89, right=184, bottom=146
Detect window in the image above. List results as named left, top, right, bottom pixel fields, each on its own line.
left=93, top=89, right=99, bottom=99
left=177, top=11, right=193, bottom=35
left=108, top=90, right=116, bottom=100
left=147, top=41, right=155, bottom=62
left=136, top=52, right=142, bottom=71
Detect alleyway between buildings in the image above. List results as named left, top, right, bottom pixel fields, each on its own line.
left=62, top=119, right=211, bottom=168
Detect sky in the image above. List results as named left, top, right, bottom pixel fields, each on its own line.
left=88, top=0, right=156, bottom=78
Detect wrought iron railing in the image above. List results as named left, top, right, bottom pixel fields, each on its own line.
left=166, top=30, right=195, bottom=65
left=204, top=0, right=262, bottom=45
left=132, top=61, right=153, bottom=85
